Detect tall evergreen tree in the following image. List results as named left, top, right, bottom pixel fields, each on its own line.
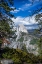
left=35, top=13, right=42, bottom=57
left=0, top=0, right=15, bottom=48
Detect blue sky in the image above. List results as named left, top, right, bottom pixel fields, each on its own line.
left=11, top=0, right=42, bottom=29
left=11, top=0, right=42, bottom=17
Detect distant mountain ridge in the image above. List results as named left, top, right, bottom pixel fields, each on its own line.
left=24, top=24, right=39, bottom=26
left=15, top=24, right=39, bottom=30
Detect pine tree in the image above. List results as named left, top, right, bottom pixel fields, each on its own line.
left=0, top=0, right=15, bottom=48
left=35, top=13, right=42, bottom=57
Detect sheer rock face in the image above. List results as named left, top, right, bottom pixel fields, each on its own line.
left=17, top=24, right=28, bottom=33
left=15, top=24, right=28, bottom=41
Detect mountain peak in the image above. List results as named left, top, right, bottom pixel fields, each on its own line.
left=18, top=24, right=28, bottom=33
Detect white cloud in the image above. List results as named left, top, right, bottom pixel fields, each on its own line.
left=10, top=7, right=20, bottom=13
left=10, top=3, right=31, bottom=13
left=14, top=9, right=20, bottom=13
left=10, top=7, right=15, bottom=9
left=10, top=9, right=20, bottom=13
left=11, top=15, right=38, bottom=25
left=18, top=3, right=31, bottom=11
left=11, top=15, right=39, bottom=29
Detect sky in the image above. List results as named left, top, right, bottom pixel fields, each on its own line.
left=11, top=0, right=42, bottom=29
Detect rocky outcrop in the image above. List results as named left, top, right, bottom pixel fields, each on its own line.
left=17, top=24, right=28, bottom=33
left=8, top=24, right=38, bottom=55
left=16, top=24, right=28, bottom=41
left=1, top=37, right=10, bottom=48
left=1, top=59, right=14, bottom=64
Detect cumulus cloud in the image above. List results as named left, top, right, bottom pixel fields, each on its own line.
left=11, top=15, right=38, bottom=29
left=11, top=15, right=39, bottom=29
left=10, top=9, right=20, bottom=13
left=10, top=3, right=31, bottom=13
left=11, top=15, right=38, bottom=26
left=14, top=9, right=20, bottom=13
